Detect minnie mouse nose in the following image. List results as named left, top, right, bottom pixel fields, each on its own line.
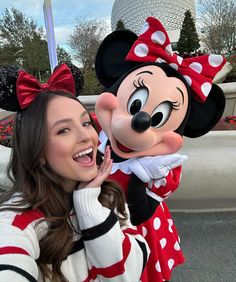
left=131, top=111, right=151, bottom=133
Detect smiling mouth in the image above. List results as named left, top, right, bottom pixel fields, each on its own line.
left=73, top=148, right=94, bottom=164
left=116, top=140, right=134, bottom=153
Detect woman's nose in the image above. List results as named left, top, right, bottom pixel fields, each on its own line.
left=77, top=127, right=90, bottom=143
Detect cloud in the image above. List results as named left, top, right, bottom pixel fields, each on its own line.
left=54, top=25, right=73, bottom=47
left=0, top=0, right=114, bottom=59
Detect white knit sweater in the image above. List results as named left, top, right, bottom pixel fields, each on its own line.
left=0, top=187, right=150, bottom=281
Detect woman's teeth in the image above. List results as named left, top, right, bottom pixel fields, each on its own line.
left=73, top=148, right=93, bottom=159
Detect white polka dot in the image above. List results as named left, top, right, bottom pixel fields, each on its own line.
left=151, top=30, right=166, bottom=45
left=189, top=62, right=203, bottom=73
left=201, top=82, right=212, bottom=97
left=153, top=217, right=161, bottom=230
left=168, top=218, right=173, bottom=226
left=160, top=238, right=167, bottom=249
left=174, top=241, right=181, bottom=251
left=139, top=21, right=149, bottom=35
left=178, top=236, right=181, bottom=243
left=165, top=44, right=173, bottom=55
left=183, top=75, right=192, bottom=86
left=156, top=57, right=166, bottom=63
left=168, top=218, right=173, bottom=233
left=168, top=259, right=175, bottom=270
left=169, top=63, right=178, bottom=70
left=208, top=54, right=223, bottom=67
left=155, top=260, right=161, bottom=272
left=177, top=55, right=183, bottom=65
left=142, top=226, right=147, bottom=237
left=134, top=43, right=149, bottom=57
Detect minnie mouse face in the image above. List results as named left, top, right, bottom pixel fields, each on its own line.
left=95, top=17, right=226, bottom=160
left=96, top=64, right=188, bottom=159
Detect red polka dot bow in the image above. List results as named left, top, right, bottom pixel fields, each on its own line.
left=16, top=64, right=76, bottom=109
left=126, top=17, right=226, bottom=103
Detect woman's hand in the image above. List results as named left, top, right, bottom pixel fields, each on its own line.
left=78, top=146, right=113, bottom=189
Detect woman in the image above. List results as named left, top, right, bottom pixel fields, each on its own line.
left=0, top=64, right=149, bottom=282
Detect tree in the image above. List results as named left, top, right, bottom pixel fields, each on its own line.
left=21, top=33, right=50, bottom=80
left=81, top=69, right=104, bottom=96
left=116, top=19, right=125, bottom=30
left=177, top=10, right=200, bottom=56
left=57, top=46, right=72, bottom=65
left=0, top=7, right=42, bottom=49
left=198, top=0, right=236, bottom=54
left=0, top=45, right=18, bottom=65
left=68, top=18, right=109, bottom=70
left=0, top=7, right=50, bottom=79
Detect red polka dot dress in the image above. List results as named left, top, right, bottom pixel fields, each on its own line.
left=96, top=128, right=185, bottom=282
left=107, top=161, right=184, bottom=282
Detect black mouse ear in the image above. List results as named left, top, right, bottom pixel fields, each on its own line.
left=95, top=29, right=139, bottom=88
left=54, top=63, right=84, bottom=97
left=183, top=84, right=226, bottom=138
left=0, top=65, right=22, bottom=112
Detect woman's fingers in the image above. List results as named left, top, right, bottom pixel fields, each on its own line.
left=78, top=146, right=113, bottom=189
left=99, top=146, right=111, bottom=174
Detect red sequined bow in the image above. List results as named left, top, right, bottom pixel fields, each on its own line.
left=126, top=17, right=226, bottom=102
left=16, top=64, right=76, bottom=109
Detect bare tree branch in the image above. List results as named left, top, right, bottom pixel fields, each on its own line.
left=68, top=18, right=109, bottom=70
left=198, top=0, right=236, bottom=54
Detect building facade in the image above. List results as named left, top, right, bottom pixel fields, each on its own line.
left=111, top=0, right=196, bottom=44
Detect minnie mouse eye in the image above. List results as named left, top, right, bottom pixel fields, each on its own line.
left=151, top=102, right=172, bottom=128
left=127, top=87, right=149, bottom=115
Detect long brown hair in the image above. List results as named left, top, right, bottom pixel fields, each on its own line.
left=0, top=90, right=127, bottom=282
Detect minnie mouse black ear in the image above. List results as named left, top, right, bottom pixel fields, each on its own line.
left=0, top=65, right=22, bottom=112
left=53, top=63, right=84, bottom=97
left=183, top=84, right=226, bottom=138
left=95, top=29, right=138, bottom=88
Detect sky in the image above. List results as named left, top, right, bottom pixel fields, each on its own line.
left=0, top=0, right=114, bottom=54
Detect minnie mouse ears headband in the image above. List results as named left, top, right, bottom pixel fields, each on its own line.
left=0, top=63, right=84, bottom=112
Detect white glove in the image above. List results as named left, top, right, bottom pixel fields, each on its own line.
left=129, top=154, right=188, bottom=183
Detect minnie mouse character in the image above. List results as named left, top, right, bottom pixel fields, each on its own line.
left=94, top=17, right=226, bottom=281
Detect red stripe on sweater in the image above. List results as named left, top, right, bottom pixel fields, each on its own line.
left=0, top=246, right=29, bottom=256
left=83, top=235, right=131, bottom=282
left=122, top=227, right=140, bottom=235
left=12, top=209, right=44, bottom=230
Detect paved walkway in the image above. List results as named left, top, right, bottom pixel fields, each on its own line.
left=0, top=110, right=13, bottom=120
left=170, top=211, right=236, bottom=282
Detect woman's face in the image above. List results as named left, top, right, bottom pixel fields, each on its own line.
left=43, top=96, right=99, bottom=192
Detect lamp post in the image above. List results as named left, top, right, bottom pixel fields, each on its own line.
left=43, top=0, right=58, bottom=73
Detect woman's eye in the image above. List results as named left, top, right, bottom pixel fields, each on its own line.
left=127, top=87, right=149, bottom=115
left=151, top=102, right=172, bottom=128
left=57, top=128, right=70, bottom=135
left=83, top=121, right=92, bottom=127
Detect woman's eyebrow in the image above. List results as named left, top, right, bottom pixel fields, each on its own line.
left=136, top=70, right=153, bottom=76
left=177, top=87, right=184, bottom=104
left=51, top=111, right=89, bottom=129
left=51, top=118, right=72, bottom=129
left=81, top=110, right=89, bottom=118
